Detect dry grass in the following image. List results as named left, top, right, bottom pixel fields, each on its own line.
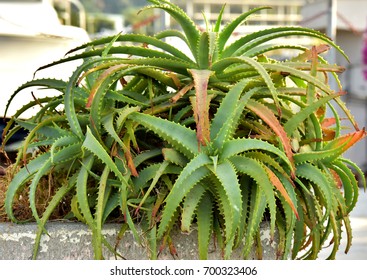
left=0, top=167, right=9, bottom=222
left=0, top=162, right=72, bottom=223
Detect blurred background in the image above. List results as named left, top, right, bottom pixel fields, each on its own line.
left=0, top=0, right=367, bottom=259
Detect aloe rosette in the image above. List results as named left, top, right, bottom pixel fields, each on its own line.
left=2, top=0, right=365, bottom=259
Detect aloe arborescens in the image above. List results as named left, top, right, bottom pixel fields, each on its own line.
left=2, top=0, right=366, bottom=260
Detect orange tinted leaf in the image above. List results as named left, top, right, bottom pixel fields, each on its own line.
left=265, top=167, right=299, bottom=219
left=120, top=77, right=128, bottom=86
left=87, top=64, right=127, bottom=108
left=247, top=100, right=295, bottom=175
left=321, top=118, right=337, bottom=141
left=188, top=69, right=213, bottom=146
left=125, top=150, right=138, bottom=177
left=151, top=189, right=168, bottom=224
left=171, top=83, right=194, bottom=103
left=293, top=44, right=331, bottom=62
left=316, top=105, right=326, bottom=118
left=168, top=238, right=179, bottom=259
left=306, top=46, right=318, bottom=104
left=168, top=72, right=181, bottom=88
left=328, top=128, right=366, bottom=153
left=321, top=118, right=336, bottom=128
left=329, top=168, right=342, bottom=189
left=322, top=128, right=336, bottom=141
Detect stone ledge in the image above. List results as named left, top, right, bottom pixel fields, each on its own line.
left=0, top=221, right=277, bottom=260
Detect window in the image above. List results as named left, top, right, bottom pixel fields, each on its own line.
left=230, top=5, right=242, bottom=15
left=211, top=4, right=223, bottom=14
left=193, top=4, right=204, bottom=14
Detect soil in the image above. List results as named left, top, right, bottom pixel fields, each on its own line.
left=0, top=150, right=124, bottom=224
left=0, top=160, right=72, bottom=223
left=0, top=164, right=12, bottom=222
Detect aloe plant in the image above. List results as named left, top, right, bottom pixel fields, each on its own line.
left=2, top=0, right=366, bottom=260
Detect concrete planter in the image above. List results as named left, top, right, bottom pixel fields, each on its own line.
left=0, top=221, right=278, bottom=260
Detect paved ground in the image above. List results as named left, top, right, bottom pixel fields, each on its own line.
left=318, top=188, right=367, bottom=260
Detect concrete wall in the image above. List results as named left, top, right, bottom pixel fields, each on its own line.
left=302, top=0, right=367, bottom=32
left=0, top=222, right=278, bottom=260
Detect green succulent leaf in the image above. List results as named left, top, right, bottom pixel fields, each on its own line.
left=181, top=184, right=207, bottom=232
left=147, top=0, right=200, bottom=60
left=230, top=156, right=277, bottom=238
left=196, top=193, right=213, bottom=259
left=210, top=79, right=250, bottom=147
left=213, top=160, right=242, bottom=241
left=157, top=153, right=211, bottom=238
left=5, top=153, right=51, bottom=223
left=222, top=26, right=348, bottom=61
left=3, top=78, right=66, bottom=119
left=241, top=183, right=267, bottom=258
left=222, top=138, right=292, bottom=172
left=3, top=0, right=363, bottom=260
left=218, top=6, right=271, bottom=54
left=284, top=93, right=340, bottom=136
left=129, top=112, right=199, bottom=159
left=33, top=173, right=78, bottom=259
left=246, top=99, right=294, bottom=171
left=76, top=154, right=96, bottom=228
left=296, top=163, right=334, bottom=223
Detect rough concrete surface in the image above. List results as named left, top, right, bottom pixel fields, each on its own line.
left=0, top=222, right=277, bottom=260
